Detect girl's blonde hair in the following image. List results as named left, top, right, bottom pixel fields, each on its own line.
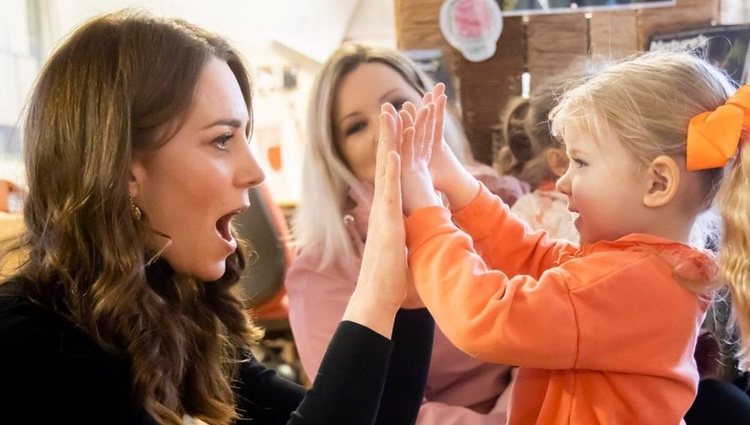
left=550, top=51, right=732, bottom=208
left=294, top=42, right=475, bottom=269
left=551, top=50, right=750, bottom=369
left=6, top=11, right=262, bottom=424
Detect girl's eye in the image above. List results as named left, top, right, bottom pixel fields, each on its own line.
left=345, top=121, right=366, bottom=136
left=572, top=158, right=587, bottom=168
left=213, top=133, right=232, bottom=150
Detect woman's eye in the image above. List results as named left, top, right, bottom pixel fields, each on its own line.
left=345, top=122, right=366, bottom=136
left=390, top=99, right=406, bottom=111
left=213, top=133, right=232, bottom=150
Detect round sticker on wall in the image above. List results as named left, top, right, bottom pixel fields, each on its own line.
left=440, top=0, right=503, bottom=62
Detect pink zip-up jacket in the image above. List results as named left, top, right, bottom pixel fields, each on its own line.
left=286, top=173, right=528, bottom=425
left=405, top=184, right=717, bottom=425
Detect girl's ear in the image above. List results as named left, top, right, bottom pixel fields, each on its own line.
left=643, top=155, right=680, bottom=208
left=545, top=148, right=569, bottom=178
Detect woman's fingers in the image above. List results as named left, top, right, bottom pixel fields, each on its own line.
left=384, top=102, right=403, bottom=143
left=413, top=106, right=430, bottom=160
left=382, top=151, right=402, bottom=212
left=425, top=103, right=436, bottom=156
left=377, top=106, right=399, bottom=189
left=433, top=82, right=445, bottom=98
left=402, top=126, right=416, bottom=169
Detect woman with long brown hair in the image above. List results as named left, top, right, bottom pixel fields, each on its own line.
left=0, top=11, right=432, bottom=425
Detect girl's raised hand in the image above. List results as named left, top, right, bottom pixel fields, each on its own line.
left=423, top=84, right=465, bottom=192
left=421, top=83, right=481, bottom=211
left=399, top=100, right=442, bottom=215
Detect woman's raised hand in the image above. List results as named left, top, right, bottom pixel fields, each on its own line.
left=343, top=104, right=410, bottom=338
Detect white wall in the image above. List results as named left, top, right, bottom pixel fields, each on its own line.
left=0, top=0, right=36, bottom=128
left=721, top=0, right=750, bottom=24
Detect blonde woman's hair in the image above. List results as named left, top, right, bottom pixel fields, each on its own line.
left=550, top=50, right=750, bottom=368
left=294, top=42, right=475, bottom=269
left=5, top=11, right=262, bottom=424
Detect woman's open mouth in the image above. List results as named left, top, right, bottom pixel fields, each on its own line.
left=215, top=212, right=237, bottom=243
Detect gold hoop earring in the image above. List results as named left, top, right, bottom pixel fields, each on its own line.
left=129, top=197, right=142, bottom=220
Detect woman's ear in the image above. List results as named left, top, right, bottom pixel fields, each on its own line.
left=545, top=148, right=569, bottom=178
left=643, top=155, right=680, bottom=208
left=129, top=159, right=146, bottom=199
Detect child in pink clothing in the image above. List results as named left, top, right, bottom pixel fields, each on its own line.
left=500, top=70, right=594, bottom=242
left=377, top=51, right=750, bottom=424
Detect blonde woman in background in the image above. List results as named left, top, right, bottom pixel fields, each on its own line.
left=286, top=42, right=525, bottom=425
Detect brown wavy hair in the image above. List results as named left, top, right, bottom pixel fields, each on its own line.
left=6, top=10, right=262, bottom=424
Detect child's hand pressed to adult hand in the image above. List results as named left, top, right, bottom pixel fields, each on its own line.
left=405, top=84, right=481, bottom=212
left=420, top=84, right=467, bottom=192
left=399, top=100, right=442, bottom=215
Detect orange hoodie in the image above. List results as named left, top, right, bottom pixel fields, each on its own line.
left=405, top=185, right=716, bottom=425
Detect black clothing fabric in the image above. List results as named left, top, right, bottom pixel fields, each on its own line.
left=0, top=279, right=434, bottom=425
left=685, top=378, right=750, bottom=425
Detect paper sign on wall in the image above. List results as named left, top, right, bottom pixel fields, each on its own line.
left=440, top=0, right=503, bottom=62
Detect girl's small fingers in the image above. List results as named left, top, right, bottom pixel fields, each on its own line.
left=433, top=83, right=445, bottom=98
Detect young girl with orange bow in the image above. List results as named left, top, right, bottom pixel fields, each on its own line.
left=380, top=51, right=750, bottom=424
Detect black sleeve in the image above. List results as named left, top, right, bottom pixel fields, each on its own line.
left=236, top=310, right=433, bottom=425
left=375, top=308, right=434, bottom=425
left=684, top=378, right=750, bottom=425
left=234, top=353, right=307, bottom=424
left=289, top=320, right=393, bottom=425
left=235, top=320, right=392, bottom=425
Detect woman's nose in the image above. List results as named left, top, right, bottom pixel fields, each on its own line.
left=237, top=142, right=265, bottom=189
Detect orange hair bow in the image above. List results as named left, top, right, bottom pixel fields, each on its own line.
left=686, top=84, right=750, bottom=171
